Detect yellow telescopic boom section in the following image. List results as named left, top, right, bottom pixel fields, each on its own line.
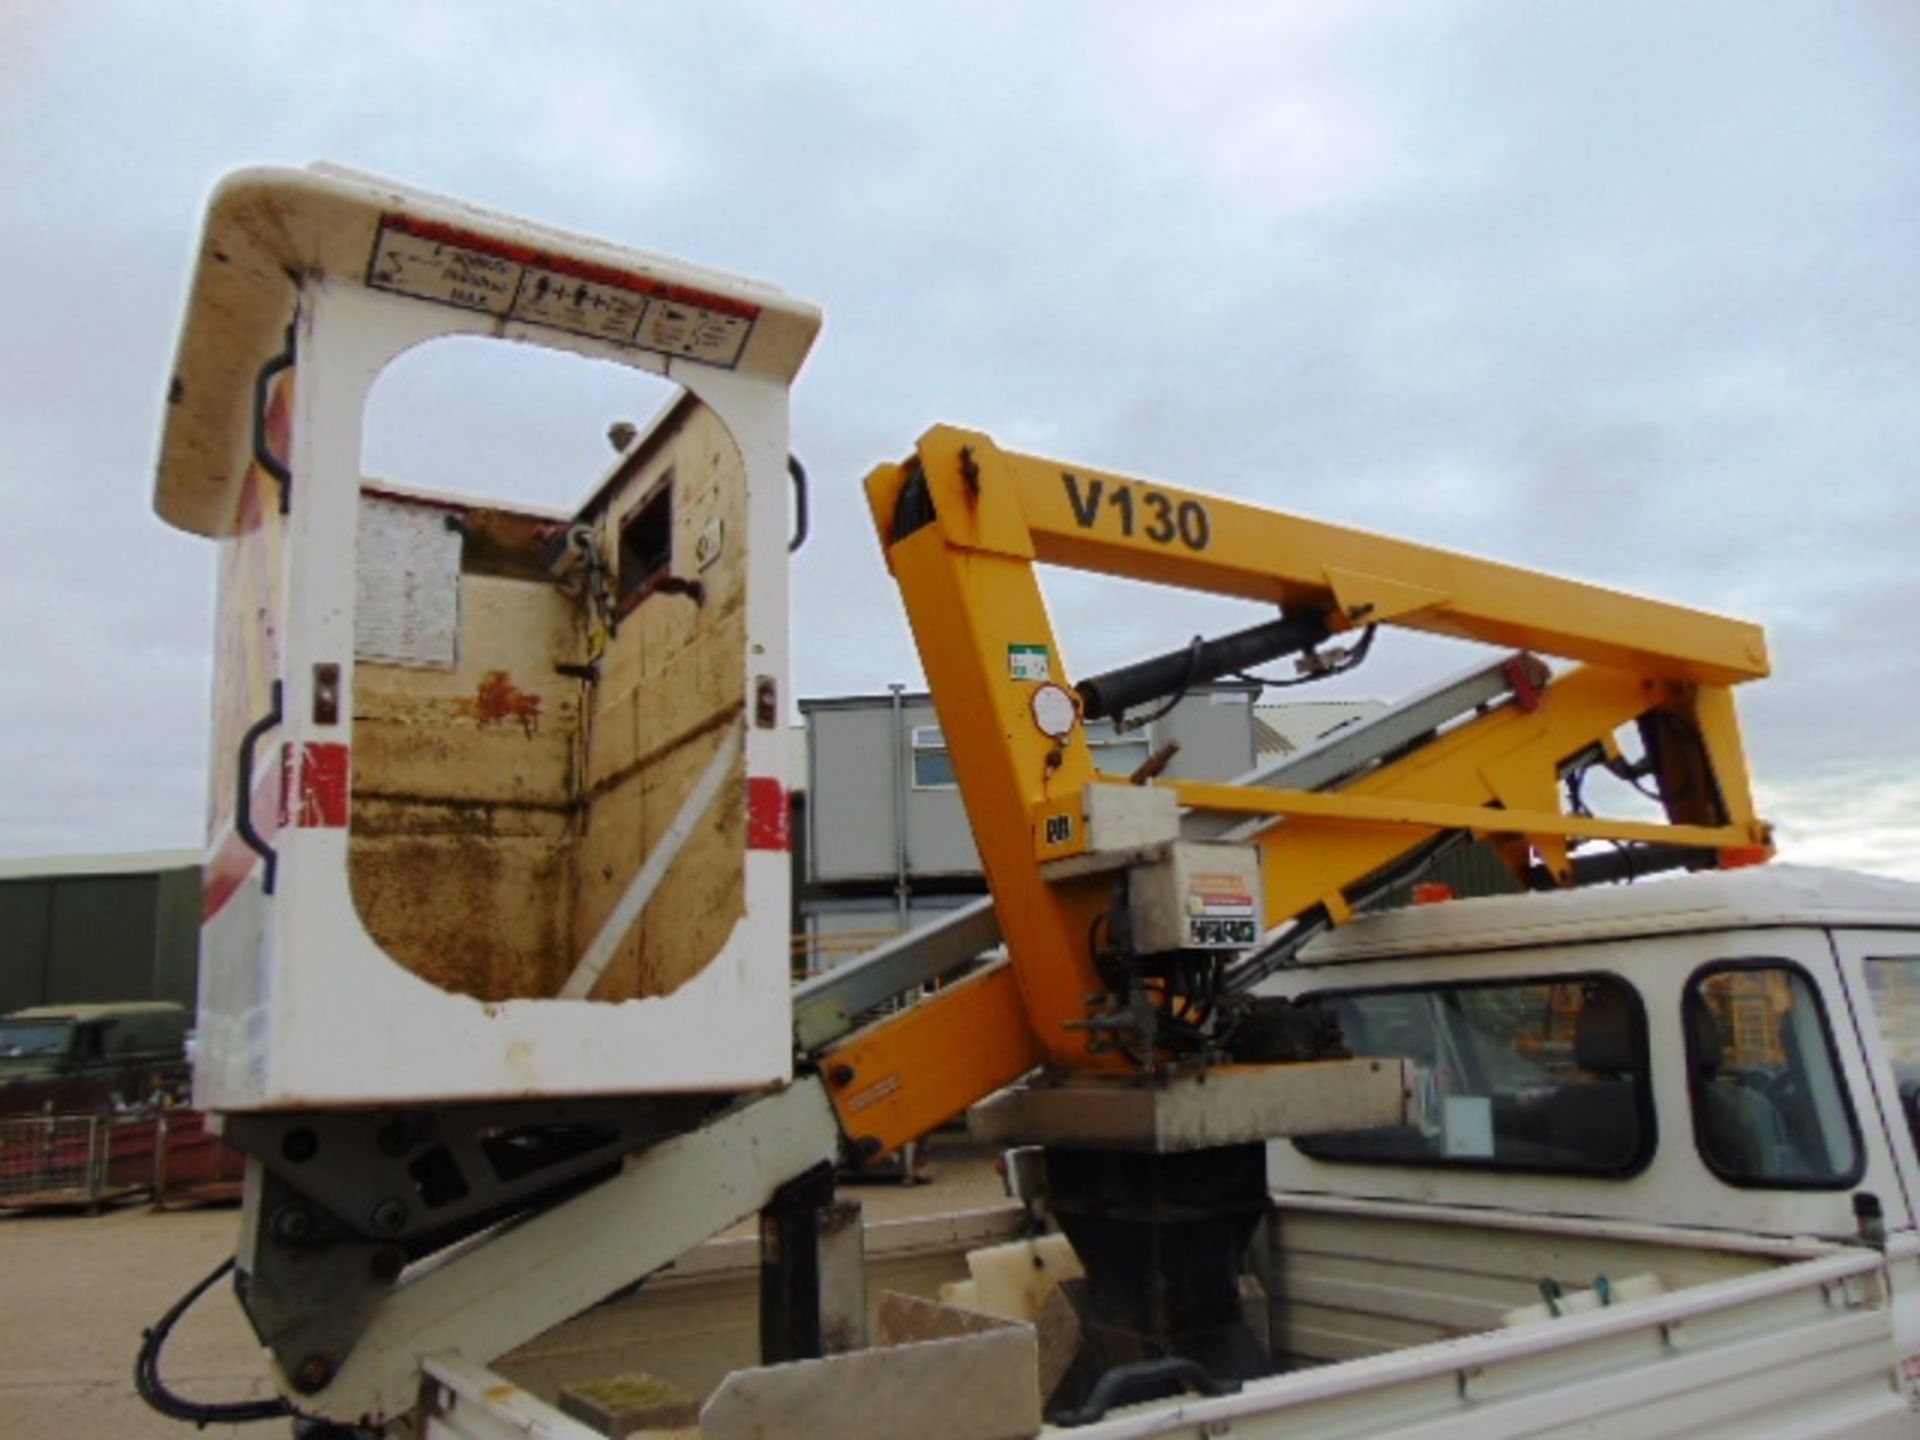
left=820, top=426, right=1770, bottom=1157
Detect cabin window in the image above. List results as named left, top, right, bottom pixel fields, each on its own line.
left=0, top=1023, right=72, bottom=1059
left=1295, top=974, right=1654, bottom=1176
left=617, top=480, right=673, bottom=612
left=1863, top=956, right=1920, bottom=1152
left=910, top=726, right=956, bottom=789
left=1684, top=961, right=1862, bottom=1189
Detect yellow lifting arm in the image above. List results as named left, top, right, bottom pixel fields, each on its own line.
left=819, top=427, right=1770, bottom=1158
left=876, top=427, right=1768, bottom=684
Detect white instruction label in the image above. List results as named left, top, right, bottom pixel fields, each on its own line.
left=356, top=496, right=463, bottom=669
left=695, top=517, right=726, bottom=571
left=636, top=299, right=753, bottom=366
left=369, top=228, right=518, bottom=315
left=367, top=216, right=758, bottom=369
left=515, top=266, right=651, bottom=344
left=1442, top=1095, right=1495, bottom=1159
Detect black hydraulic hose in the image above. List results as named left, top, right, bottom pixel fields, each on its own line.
left=1527, top=842, right=1715, bottom=890
left=135, top=1257, right=295, bottom=1427
left=1075, top=612, right=1332, bottom=721
left=1108, top=634, right=1204, bottom=732
left=1234, top=624, right=1377, bottom=688
left=1224, top=831, right=1469, bottom=994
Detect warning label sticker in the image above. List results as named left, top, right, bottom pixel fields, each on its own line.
left=1185, top=870, right=1259, bottom=948
left=1008, top=644, right=1051, bottom=682
left=367, top=215, right=758, bottom=369
left=515, top=267, right=651, bottom=344
left=369, top=226, right=517, bottom=314
left=1188, top=873, right=1257, bottom=917
left=638, top=298, right=754, bottom=364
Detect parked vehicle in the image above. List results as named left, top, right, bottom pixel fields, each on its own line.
left=0, top=1002, right=189, bottom=1115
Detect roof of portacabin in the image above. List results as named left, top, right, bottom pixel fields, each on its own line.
left=0, top=849, right=201, bottom=882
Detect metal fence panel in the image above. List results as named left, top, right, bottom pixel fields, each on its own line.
left=0, top=1114, right=111, bottom=1204
left=0, top=1109, right=235, bottom=1209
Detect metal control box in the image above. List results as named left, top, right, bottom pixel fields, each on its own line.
left=1127, top=841, right=1265, bottom=953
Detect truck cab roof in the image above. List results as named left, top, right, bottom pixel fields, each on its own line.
left=1298, top=864, right=1920, bottom=964
left=0, top=1002, right=189, bottom=1061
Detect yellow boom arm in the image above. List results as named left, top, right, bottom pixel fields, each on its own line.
left=820, top=427, right=1770, bottom=1157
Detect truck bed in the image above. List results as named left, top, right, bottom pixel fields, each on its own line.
left=482, top=1189, right=1902, bottom=1439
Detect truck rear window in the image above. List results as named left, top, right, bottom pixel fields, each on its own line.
left=1295, top=974, right=1653, bottom=1176
left=1684, top=961, right=1861, bottom=1189
left=1865, top=957, right=1920, bottom=1154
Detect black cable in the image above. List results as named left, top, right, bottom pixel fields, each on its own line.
left=1565, top=764, right=1592, bottom=819
left=1566, top=763, right=1637, bottom=870
left=1605, top=720, right=1686, bottom=805
left=1232, top=625, right=1378, bottom=688
left=1115, top=634, right=1203, bottom=731
left=136, top=1257, right=295, bottom=1428
left=1224, top=911, right=1330, bottom=996
left=1638, top=709, right=1709, bottom=807
left=1621, top=772, right=1664, bottom=803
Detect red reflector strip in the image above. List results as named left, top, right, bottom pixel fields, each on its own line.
left=293, top=743, right=351, bottom=829
left=747, top=777, right=789, bottom=851
left=201, top=830, right=257, bottom=923
left=1503, top=656, right=1545, bottom=713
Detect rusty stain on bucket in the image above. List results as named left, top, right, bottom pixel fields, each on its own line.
left=457, top=671, right=543, bottom=738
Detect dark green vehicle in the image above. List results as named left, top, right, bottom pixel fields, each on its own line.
left=0, top=1002, right=190, bottom=1114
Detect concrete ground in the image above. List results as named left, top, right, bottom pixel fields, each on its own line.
left=0, top=1137, right=1006, bottom=1440
left=0, top=1200, right=266, bottom=1440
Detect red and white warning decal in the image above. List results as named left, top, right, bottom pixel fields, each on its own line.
left=1188, top=872, right=1257, bottom=917
left=367, top=214, right=759, bottom=368
left=747, top=777, right=790, bottom=851
left=277, top=743, right=351, bottom=831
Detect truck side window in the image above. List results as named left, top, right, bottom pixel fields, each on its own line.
left=1684, top=962, right=1862, bottom=1189
left=1295, top=974, right=1653, bottom=1177
left=1860, top=957, right=1920, bottom=1152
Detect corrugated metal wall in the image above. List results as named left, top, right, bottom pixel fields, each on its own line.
left=0, top=866, right=199, bottom=1017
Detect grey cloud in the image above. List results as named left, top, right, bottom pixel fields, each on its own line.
left=0, top=2, right=1914, bottom=867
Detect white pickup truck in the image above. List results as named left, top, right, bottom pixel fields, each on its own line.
left=474, top=863, right=1920, bottom=1440
left=1240, top=862, right=1920, bottom=1440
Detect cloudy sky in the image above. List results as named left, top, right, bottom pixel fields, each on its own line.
left=2, top=3, right=1915, bottom=877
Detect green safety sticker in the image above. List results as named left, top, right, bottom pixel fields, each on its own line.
left=1008, top=644, right=1051, bottom=682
